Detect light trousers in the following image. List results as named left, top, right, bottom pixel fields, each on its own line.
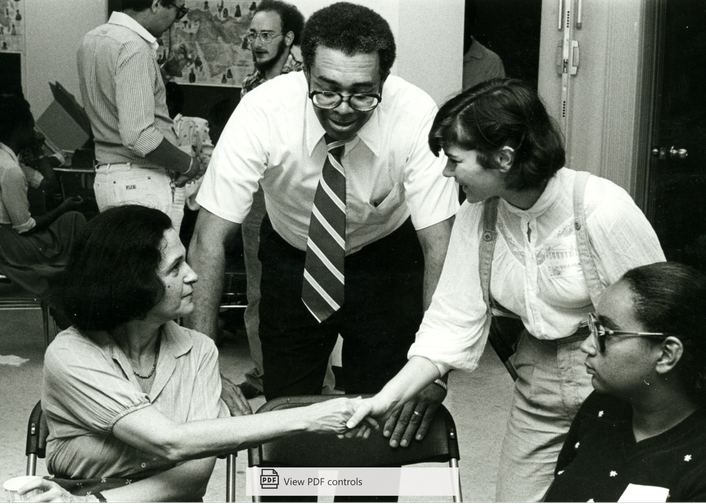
left=94, top=163, right=185, bottom=232
left=495, top=330, right=593, bottom=502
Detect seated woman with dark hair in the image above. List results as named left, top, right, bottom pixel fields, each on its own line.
left=0, top=93, right=84, bottom=302
left=545, top=262, right=706, bottom=502
left=20, top=205, right=370, bottom=502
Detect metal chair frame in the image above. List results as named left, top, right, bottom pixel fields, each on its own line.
left=26, top=401, right=238, bottom=502
left=247, top=395, right=463, bottom=502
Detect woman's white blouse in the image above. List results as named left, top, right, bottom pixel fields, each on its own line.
left=409, top=168, right=665, bottom=375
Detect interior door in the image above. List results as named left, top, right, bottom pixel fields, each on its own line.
left=646, top=0, right=706, bottom=270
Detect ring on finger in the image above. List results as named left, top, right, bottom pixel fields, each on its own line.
left=413, top=411, right=422, bottom=417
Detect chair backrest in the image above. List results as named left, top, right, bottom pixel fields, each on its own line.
left=248, top=395, right=460, bottom=468
left=26, top=400, right=49, bottom=476
left=0, top=274, right=54, bottom=347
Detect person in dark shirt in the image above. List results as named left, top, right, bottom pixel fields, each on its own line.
left=545, top=261, right=706, bottom=502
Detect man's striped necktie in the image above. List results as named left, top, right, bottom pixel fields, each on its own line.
left=302, top=137, right=347, bottom=323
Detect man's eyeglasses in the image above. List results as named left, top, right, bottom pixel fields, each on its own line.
left=246, top=31, right=283, bottom=45
left=171, top=3, right=189, bottom=20
left=309, top=90, right=382, bottom=112
left=587, top=312, right=667, bottom=352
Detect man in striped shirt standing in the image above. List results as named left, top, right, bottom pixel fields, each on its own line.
left=77, top=0, right=204, bottom=232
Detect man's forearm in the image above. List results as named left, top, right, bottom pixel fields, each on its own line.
left=186, top=232, right=228, bottom=340
left=417, top=216, right=454, bottom=310
left=145, top=137, right=192, bottom=174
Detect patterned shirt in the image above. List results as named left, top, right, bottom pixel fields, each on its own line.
left=240, top=52, right=303, bottom=97
left=77, top=12, right=177, bottom=167
left=172, top=113, right=214, bottom=210
left=546, top=391, right=706, bottom=502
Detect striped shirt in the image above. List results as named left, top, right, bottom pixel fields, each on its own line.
left=77, top=12, right=177, bottom=167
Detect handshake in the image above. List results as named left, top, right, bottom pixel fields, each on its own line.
left=299, top=383, right=446, bottom=448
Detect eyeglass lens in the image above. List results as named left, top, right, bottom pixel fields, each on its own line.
left=312, top=92, right=379, bottom=111
left=247, top=32, right=279, bottom=44
left=588, top=313, right=606, bottom=352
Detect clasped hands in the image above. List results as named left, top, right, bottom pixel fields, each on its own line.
left=341, top=383, right=447, bottom=445
left=219, top=376, right=446, bottom=445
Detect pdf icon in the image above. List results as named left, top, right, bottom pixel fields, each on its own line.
left=260, top=468, right=279, bottom=489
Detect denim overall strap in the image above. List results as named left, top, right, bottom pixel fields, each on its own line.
left=479, top=197, right=521, bottom=319
left=572, top=171, right=604, bottom=308
left=479, top=197, right=499, bottom=314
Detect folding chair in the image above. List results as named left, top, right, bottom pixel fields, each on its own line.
left=248, top=395, right=462, bottom=502
left=26, top=400, right=239, bottom=502
left=0, top=275, right=54, bottom=347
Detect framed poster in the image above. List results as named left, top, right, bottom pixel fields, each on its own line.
left=160, top=0, right=258, bottom=87
left=0, top=0, right=24, bottom=53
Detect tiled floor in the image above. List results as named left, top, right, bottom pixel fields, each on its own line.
left=0, top=309, right=513, bottom=502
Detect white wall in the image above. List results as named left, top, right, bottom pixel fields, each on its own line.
left=397, top=0, right=463, bottom=105
left=22, top=0, right=462, bottom=112
left=24, top=0, right=107, bottom=117
left=296, top=0, right=463, bottom=105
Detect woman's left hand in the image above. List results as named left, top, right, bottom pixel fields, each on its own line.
left=382, top=382, right=447, bottom=448
left=18, top=478, right=85, bottom=502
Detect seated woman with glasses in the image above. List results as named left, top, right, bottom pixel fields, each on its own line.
left=19, top=205, right=371, bottom=502
left=545, top=261, right=706, bottom=502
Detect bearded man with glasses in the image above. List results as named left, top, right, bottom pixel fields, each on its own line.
left=241, top=0, right=304, bottom=95
left=78, top=0, right=203, bottom=233
left=188, top=2, right=459, bottom=442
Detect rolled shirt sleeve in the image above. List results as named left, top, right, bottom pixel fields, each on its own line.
left=43, top=329, right=151, bottom=435
left=400, top=96, right=459, bottom=231
left=115, top=43, right=164, bottom=157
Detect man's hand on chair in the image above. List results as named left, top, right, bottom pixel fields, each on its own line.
left=383, top=383, right=447, bottom=448
left=220, top=373, right=253, bottom=416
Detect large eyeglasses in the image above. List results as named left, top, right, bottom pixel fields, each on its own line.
left=587, top=313, right=667, bottom=352
left=309, top=90, right=382, bottom=112
left=246, top=31, right=283, bottom=45
left=170, top=3, right=189, bottom=20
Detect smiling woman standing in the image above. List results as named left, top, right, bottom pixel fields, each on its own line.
left=347, top=78, right=666, bottom=502
left=23, top=205, right=368, bottom=502
left=545, top=262, right=706, bottom=502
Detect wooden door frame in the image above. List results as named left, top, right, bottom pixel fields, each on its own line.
left=636, top=0, right=666, bottom=216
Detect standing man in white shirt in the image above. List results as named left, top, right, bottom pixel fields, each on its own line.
left=77, top=0, right=204, bottom=232
left=188, top=2, right=459, bottom=432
